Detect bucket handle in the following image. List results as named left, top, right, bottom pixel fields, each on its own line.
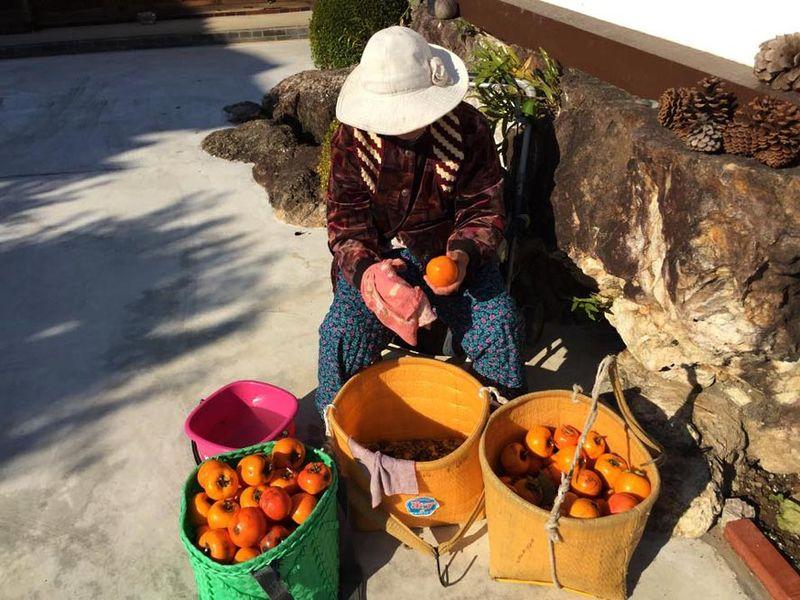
left=345, top=481, right=485, bottom=586
left=609, top=359, right=665, bottom=466
left=544, top=355, right=664, bottom=591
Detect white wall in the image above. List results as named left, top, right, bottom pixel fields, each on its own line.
left=541, top=0, right=800, bottom=67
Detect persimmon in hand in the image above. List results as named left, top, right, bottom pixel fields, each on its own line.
left=425, top=256, right=459, bottom=288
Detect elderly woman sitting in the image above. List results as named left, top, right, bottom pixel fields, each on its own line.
left=315, top=26, right=526, bottom=413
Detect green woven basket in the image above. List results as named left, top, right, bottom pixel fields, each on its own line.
left=179, top=441, right=340, bottom=600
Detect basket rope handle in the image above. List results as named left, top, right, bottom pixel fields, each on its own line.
left=544, top=355, right=613, bottom=590
left=608, top=360, right=665, bottom=466
left=544, top=355, right=665, bottom=589
left=480, top=386, right=509, bottom=407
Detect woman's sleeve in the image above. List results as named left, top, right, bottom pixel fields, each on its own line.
left=448, top=111, right=506, bottom=268
left=326, top=124, right=380, bottom=288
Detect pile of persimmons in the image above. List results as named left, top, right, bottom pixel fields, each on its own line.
left=188, top=438, right=331, bottom=564
left=496, top=424, right=651, bottom=518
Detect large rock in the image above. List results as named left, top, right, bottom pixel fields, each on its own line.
left=254, top=145, right=324, bottom=228
left=202, top=66, right=347, bottom=228
left=550, top=70, right=800, bottom=460
left=409, top=3, right=479, bottom=61
left=262, top=68, right=351, bottom=144
left=201, top=120, right=295, bottom=164
left=409, top=8, right=800, bottom=543
left=613, top=350, right=747, bottom=535
left=202, top=118, right=323, bottom=228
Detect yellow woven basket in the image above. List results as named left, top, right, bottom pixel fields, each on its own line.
left=479, top=360, right=662, bottom=600
left=327, top=356, right=488, bottom=557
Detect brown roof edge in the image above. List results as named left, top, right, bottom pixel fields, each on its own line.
left=459, top=0, right=799, bottom=106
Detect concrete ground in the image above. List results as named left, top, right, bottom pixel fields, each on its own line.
left=0, top=41, right=761, bottom=599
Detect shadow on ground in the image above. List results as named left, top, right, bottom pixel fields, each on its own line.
left=0, top=45, right=298, bottom=471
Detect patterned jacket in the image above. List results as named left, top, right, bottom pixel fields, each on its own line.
left=326, top=101, right=505, bottom=288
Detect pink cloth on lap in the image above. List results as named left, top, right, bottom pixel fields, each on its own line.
left=359, top=260, right=436, bottom=346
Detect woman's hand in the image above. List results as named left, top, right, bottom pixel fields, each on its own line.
left=424, top=250, right=469, bottom=296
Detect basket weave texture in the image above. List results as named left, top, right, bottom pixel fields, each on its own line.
left=179, top=441, right=340, bottom=600
left=480, top=390, right=661, bottom=600
left=328, top=356, right=488, bottom=527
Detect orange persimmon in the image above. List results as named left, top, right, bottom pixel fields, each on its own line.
left=524, top=425, right=555, bottom=458
left=237, top=454, right=272, bottom=487
left=594, top=453, right=628, bottom=489
left=614, top=470, right=651, bottom=500
left=425, top=256, right=459, bottom=288
left=297, top=462, right=332, bottom=495
left=554, top=425, right=581, bottom=449
left=207, top=499, right=240, bottom=530
left=500, top=442, right=532, bottom=476
left=198, top=529, right=236, bottom=563
left=271, top=438, right=306, bottom=471
left=228, top=507, right=268, bottom=548
left=289, top=492, right=317, bottom=525
left=581, top=430, right=607, bottom=460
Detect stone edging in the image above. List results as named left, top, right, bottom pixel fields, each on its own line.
left=725, top=519, right=800, bottom=599
left=0, top=25, right=308, bottom=60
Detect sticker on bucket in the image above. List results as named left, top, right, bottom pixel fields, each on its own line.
left=405, top=496, right=439, bottom=517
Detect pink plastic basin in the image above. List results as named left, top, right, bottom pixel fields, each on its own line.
left=184, top=380, right=298, bottom=461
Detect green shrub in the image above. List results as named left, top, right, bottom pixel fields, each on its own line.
left=317, top=118, right=340, bottom=196
left=309, top=0, right=410, bottom=69
left=470, top=39, right=561, bottom=158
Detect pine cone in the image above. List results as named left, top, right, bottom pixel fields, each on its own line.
left=722, top=112, right=756, bottom=156
left=694, top=76, right=737, bottom=124
left=747, top=96, right=800, bottom=168
left=685, top=121, right=723, bottom=153
left=754, top=33, right=800, bottom=92
left=754, top=146, right=799, bottom=168
left=658, top=87, right=698, bottom=139
left=658, top=77, right=736, bottom=143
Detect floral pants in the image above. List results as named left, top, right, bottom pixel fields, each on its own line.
left=315, top=251, right=526, bottom=414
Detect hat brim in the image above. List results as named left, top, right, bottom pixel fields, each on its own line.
left=336, top=44, right=469, bottom=136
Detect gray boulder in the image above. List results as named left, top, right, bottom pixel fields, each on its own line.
left=201, top=120, right=296, bottom=164
left=262, top=68, right=351, bottom=144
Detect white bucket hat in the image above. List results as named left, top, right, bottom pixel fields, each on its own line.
left=336, top=26, right=469, bottom=136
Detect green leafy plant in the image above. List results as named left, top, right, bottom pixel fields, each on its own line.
left=317, top=118, right=340, bottom=196
left=771, top=493, right=800, bottom=534
left=309, top=0, right=409, bottom=69
left=469, top=39, right=561, bottom=156
left=571, top=294, right=612, bottom=322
